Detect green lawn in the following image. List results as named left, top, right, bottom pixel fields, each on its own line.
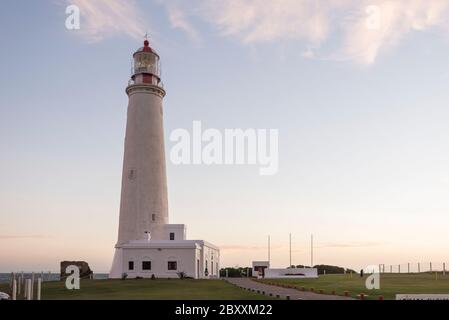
left=0, top=279, right=268, bottom=300
left=259, top=273, right=449, bottom=300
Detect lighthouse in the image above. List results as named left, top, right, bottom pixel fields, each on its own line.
left=109, top=39, right=220, bottom=279
left=117, top=38, right=169, bottom=244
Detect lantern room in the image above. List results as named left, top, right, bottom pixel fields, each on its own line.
left=130, top=39, right=162, bottom=87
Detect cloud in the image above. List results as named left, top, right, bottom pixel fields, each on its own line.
left=0, top=235, right=50, bottom=240
left=317, top=241, right=383, bottom=249
left=64, top=0, right=449, bottom=64
left=165, top=4, right=202, bottom=45
left=194, top=0, right=337, bottom=45
left=175, top=0, right=449, bottom=65
left=68, top=0, right=147, bottom=42
left=220, top=244, right=279, bottom=251
left=339, top=0, right=449, bottom=65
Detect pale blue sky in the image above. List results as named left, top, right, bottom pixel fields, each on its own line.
left=1, top=0, right=449, bottom=272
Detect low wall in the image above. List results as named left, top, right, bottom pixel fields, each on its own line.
left=264, top=268, right=318, bottom=279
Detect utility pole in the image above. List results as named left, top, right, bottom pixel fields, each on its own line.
left=289, top=233, right=292, bottom=267
left=311, top=234, right=314, bottom=267
left=268, top=235, right=271, bottom=265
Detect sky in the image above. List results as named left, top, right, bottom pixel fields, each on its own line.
left=1, top=0, right=449, bottom=273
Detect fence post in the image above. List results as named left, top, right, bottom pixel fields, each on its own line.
left=408, top=263, right=410, bottom=274
left=418, top=263, right=421, bottom=273
left=444, top=263, right=446, bottom=276
left=390, top=265, right=392, bottom=273
left=398, top=265, right=401, bottom=274
left=26, top=279, right=32, bottom=300
left=430, top=262, right=432, bottom=272
left=30, top=272, right=35, bottom=300
left=12, top=279, right=17, bottom=300
left=37, top=278, right=42, bottom=300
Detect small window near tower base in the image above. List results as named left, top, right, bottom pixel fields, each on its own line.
left=142, top=261, right=152, bottom=270
left=152, top=214, right=156, bottom=221
left=128, top=169, right=136, bottom=180
left=168, top=261, right=177, bottom=270
left=170, top=232, right=175, bottom=240
left=128, top=261, right=134, bottom=270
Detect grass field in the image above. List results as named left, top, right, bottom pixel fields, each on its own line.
left=259, top=273, right=449, bottom=300
left=0, top=279, right=269, bottom=300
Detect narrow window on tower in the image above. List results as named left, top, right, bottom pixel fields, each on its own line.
left=170, top=232, right=175, bottom=240
left=168, top=261, right=177, bottom=271
left=152, top=214, right=156, bottom=222
left=142, top=261, right=151, bottom=270
left=128, top=168, right=136, bottom=180
left=128, top=261, right=134, bottom=271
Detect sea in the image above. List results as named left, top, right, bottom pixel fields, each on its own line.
left=0, top=273, right=109, bottom=284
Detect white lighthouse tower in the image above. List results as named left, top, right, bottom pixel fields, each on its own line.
left=109, top=39, right=220, bottom=279
left=117, top=38, right=168, bottom=244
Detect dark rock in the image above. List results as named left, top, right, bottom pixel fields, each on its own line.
left=60, top=261, right=93, bottom=280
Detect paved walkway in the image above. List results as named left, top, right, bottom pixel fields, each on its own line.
left=226, top=278, right=354, bottom=300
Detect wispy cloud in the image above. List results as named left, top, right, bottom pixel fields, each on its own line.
left=172, top=0, right=449, bottom=65
left=68, top=0, right=147, bottom=42
left=338, top=0, right=449, bottom=65
left=317, top=241, right=383, bottom=249
left=194, top=0, right=337, bottom=45
left=64, top=0, right=449, bottom=65
left=0, top=235, right=50, bottom=240
left=165, top=3, right=202, bottom=45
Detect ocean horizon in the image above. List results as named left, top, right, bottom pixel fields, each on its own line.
left=0, top=273, right=109, bottom=284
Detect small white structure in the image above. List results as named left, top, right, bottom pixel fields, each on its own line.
left=110, top=39, right=220, bottom=279
left=252, top=261, right=270, bottom=278
left=252, top=261, right=318, bottom=279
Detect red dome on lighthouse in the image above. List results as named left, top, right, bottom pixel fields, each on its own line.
left=134, top=39, right=158, bottom=57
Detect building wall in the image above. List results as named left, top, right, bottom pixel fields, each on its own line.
left=119, top=244, right=220, bottom=279
left=201, top=244, right=220, bottom=278
left=264, top=268, right=318, bottom=279
left=122, top=247, right=196, bottom=278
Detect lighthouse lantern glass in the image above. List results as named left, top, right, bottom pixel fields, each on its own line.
left=133, top=52, right=160, bottom=77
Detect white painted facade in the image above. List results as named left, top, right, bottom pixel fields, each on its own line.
left=110, top=40, right=220, bottom=279
left=111, top=238, right=220, bottom=279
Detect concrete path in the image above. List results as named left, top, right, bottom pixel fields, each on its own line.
left=226, top=278, right=354, bottom=300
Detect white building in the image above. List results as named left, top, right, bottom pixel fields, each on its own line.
left=109, top=39, right=220, bottom=279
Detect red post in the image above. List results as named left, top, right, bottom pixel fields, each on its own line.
left=344, top=291, right=349, bottom=297
left=379, top=296, right=384, bottom=301
left=360, top=293, right=365, bottom=300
